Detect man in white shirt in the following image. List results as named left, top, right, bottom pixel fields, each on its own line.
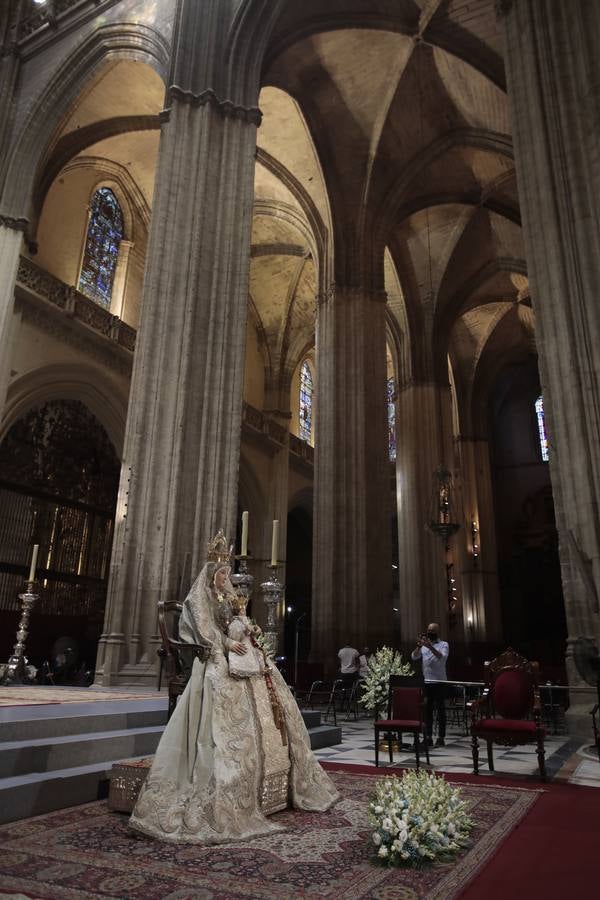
left=338, top=645, right=360, bottom=687
left=411, top=622, right=450, bottom=747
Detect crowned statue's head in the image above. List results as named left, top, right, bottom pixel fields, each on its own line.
left=205, top=530, right=234, bottom=589
left=206, top=529, right=233, bottom=565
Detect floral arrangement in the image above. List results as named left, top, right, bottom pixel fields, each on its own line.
left=360, top=646, right=413, bottom=714
left=369, top=770, right=474, bottom=867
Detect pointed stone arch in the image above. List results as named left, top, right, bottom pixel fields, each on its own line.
left=1, top=24, right=169, bottom=219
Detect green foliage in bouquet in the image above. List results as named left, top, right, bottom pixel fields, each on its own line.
left=369, top=770, right=474, bottom=867
left=360, top=646, right=413, bottom=714
left=249, top=619, right=272, bottom=658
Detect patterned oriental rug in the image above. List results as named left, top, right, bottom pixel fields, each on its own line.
left=0, top=770, right=540, bottom=900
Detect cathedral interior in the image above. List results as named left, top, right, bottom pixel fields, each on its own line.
left=0, top=0, right=598, bottom=735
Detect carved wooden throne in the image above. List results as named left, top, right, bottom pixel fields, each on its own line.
left=157, top=600, right=211, bottom=719
left=471, top=647, right=546, bottom=780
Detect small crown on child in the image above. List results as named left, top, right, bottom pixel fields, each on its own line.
left=206, top=529, right=233, bottom=564
left=232, top=591, right=247, bottom=613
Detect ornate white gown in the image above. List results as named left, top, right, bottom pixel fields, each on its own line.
left=129, top=564, right=339, bottom=844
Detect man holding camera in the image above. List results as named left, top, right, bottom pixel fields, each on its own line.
left=411, top=623, right=449, bottom=747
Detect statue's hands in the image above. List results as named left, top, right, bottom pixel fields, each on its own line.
left=231, top=641, right=247, bottom=656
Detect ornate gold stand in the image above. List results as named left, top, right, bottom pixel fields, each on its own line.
left=378, top=740, right=404, bottom=752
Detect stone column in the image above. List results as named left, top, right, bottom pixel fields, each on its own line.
left=311, top=286, right=392, bottom=672
left=110, top=239, right=133, bottom=320
left=96, top=51, right=261, bottom=684
left=263, top=416, right=291, bottom=654
left=455, top=436, right=501, bottom=644
left=395, top=381, right=454, bottom=645
left=0, top=8, right=24, bottom=416
left=0, top=219, right=26, bottom=412
left=500, top=0, right=600, bottom=729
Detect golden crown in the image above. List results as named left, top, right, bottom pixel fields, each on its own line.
left=206, top=529, right=233, bottom=564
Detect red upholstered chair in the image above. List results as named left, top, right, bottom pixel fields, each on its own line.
left=471, top=648, right=546, bottom=780
left=374, top=686, right=430, bottom=769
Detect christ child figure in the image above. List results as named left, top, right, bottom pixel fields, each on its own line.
left=227, top=591, right=266, bottom=678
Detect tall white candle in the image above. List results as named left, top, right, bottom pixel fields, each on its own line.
left=241, top=510, right=249, bottom=557
left=28, top=544, right=39, bottom=583
left=271, top=519, right=279, bottom=567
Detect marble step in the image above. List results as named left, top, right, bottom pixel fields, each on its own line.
left=0, top=701, right=342, bottom=822
left=0, top=704, right=168, bottom=744
left=299, top=709, right=321, bottom=729
left=0, top=726, right=164, bottom=778
left=0, top=756, right=131, bottom=825
left=307, top=724, right=343, bottom=749
left=0, top=716, right=339, bottom=779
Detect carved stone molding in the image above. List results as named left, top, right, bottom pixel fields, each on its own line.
left=16, top=295, right=132, bottom=377
left=15, top=256, right=136, bottom=365
left=164, top=85, right=262, bottom=126
left=242, top=401, right=287, bottom=446
left=0, top=214, right=28, bottom=232
left=16, top=0, right=116, bottom=43
left=317, top=284, right=388, bottom=307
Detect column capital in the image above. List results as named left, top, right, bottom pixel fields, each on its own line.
left=397, top=376, right=450, bottom=394
left=316, top=283, right=387, bottom=307
left=0, top=212, right=28, bottom=232
left=161, top=85, right=262, bottom=127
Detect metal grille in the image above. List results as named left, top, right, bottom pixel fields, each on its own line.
left=0, top=483, right=113, bottom=617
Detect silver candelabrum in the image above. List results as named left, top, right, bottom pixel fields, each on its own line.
left=260, top=566, right=284, bottom=657
left=230, top=555, right=254, bottom=606
left=1, top=582, right=39, bottom=685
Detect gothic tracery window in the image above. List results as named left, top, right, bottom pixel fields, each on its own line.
left=388, top=377, right=397, bottom=461
left=535, top=395, right=549, bottom=462
left=78, top=187, right=124, bottom=307
left=299, top=361, right=313, bottom=443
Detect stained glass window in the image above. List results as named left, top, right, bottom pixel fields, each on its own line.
left=78, top=188, right=124, bottom=307
left=299, top=361, right=313, bottom=443
left=388, top=377, right=396, bottom=461
left=535, top=395, right=549, bottom=462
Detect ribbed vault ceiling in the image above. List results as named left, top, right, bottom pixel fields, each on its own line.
left=33, top=1, right=534, bottom=423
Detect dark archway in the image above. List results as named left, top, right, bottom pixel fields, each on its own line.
left=0, top=400, right=120, bottom=678
left=490, top=361, right=566, bottom=676
left=284, top=506, right=313, bottom=685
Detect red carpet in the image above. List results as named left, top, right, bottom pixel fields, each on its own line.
left=322, top=762, right=599, bottom=900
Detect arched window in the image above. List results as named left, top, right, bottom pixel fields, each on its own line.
left=299, top=361, right=313, bottom=443
left=78, top=187, right=124, bottom=307
left=388, top=377, right=396, bottom=461
left=535, top=395, right=549, bottom=461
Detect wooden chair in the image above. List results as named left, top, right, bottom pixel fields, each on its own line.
left=374, top=685, right=430, bottom=769
left=471, top=648, right=546, bottom=780
left=157, top=600, right=211, bottom=719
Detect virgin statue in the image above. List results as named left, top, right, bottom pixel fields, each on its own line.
left=129, top=530, right=339, bottom=844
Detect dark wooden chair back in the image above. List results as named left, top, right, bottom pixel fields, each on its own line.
left=157, top=600, right=211, bottom=719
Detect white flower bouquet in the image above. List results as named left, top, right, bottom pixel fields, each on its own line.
left=369, top=770, right=474, bottom=867
left=360, top=645, right=413, bottom=715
